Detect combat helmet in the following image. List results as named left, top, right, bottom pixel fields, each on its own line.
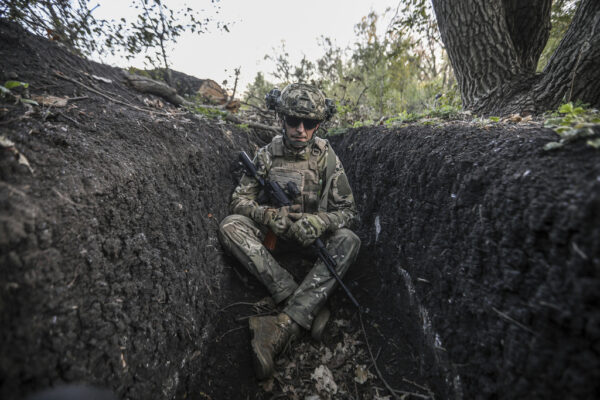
left=266, top=83, right=336, bottom=122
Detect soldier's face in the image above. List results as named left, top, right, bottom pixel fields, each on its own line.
left=284, top=119, right=320, bottom=143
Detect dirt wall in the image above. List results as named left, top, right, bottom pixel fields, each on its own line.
left=330, top=125, right=600, bottom=399
left=0, top=112, right=257, bottom=400
left=0, top=20, right=265, bottom=399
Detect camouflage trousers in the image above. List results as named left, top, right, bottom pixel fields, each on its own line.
left=218, top=214, right=361, bottom=330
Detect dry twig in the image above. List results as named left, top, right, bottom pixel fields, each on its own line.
left=215, top=326, right=245, bottom=342
left=218, top=301, right=260, bottom=312
left=53, top=71, right=183, bottom=117
left=359, top=312, right=401, bottom=399
left=492, top=307, right=537, bottom=336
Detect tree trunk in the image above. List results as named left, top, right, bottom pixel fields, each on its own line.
left=533, top=0, right=600, bottom=110
left=432, top=0, right=600, bottom=115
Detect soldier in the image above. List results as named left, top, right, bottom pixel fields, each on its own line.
left=218, top=83, right=360, bottom=380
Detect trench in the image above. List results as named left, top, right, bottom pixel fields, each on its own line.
left=2, top=117, right=599, bottom=400
left=2, top=21, right=600, bottom=400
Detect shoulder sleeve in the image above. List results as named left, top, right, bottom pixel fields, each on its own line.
left=321, top=155, right=359, bottom=231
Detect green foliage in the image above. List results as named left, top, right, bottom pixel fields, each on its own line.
left=352, top=120, right=375, bottom=128
left=537, top=0, right=578, bottom=71
left=544, top=102, right=600, bottom=150
left=249, top=8, right=458, bottom=127
left=183, top=93, right=227, bottom=120
left=4, top=81, right=30, bottom=90
left=1, top=0, right=225, bottom=71
left=263, top=41, right=319, bottom=87
left=127, top=67, right=153, bottom=79
left=117, top=0, right=225, bottom=73
left=2, top=0, right=106, bottom=55
left=243, top=72, right=276, bottom=109
left=1, top=80, right=38, bottom=106
left=323, top=126, right=349, bottom=137
left=190, top=105, right=227, bottom=119
left=384, top=104, right=463, bottom=127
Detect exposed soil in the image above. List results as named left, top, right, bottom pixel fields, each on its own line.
left=0, top=20, right=262, bottom=400
left=330, top=125, right=600, bottom=399
left=2, top=19, right=600, bottom=400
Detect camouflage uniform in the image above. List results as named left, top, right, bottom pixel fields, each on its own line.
left=218, top=134, right=360, bottom=330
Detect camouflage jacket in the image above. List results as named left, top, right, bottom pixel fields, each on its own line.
left=230, top=135, right=358, bottom=231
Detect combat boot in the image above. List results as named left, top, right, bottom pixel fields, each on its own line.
left=311, top=306, right=330, bottom=341
left=249, top=313, right=300, bottom=380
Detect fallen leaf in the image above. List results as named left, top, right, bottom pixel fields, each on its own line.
left=333, top=319, right=350, bottom=328
left=354, top=364, right=373, bottom=384
left=509, top=114, right=522, bottom=122
left=320, top=346, right=333, bottom=364
left=0, top=135, right=33, bottom=173
left=311, top=365, right=338, bottom=394
left=143, top=97, right=164, bottom=108
left=31, top=94, right=68, bottom=107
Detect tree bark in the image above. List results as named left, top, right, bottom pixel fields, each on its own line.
left=503, top=0, right=552, bottom=72
left=534, top=0, right=600, bottom=110
left=432, top=0, right=600, bottom=115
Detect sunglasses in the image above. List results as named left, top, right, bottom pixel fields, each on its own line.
left=285, top=116, right=320, bottom=130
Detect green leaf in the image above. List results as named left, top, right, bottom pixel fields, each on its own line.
left=489, top=116, right=500, bottom=122
left=573, top=107, right=585, bottom=115
left=544, top=118, right=562, bottom=127
left=544, top=141, right=563, bottom=151
left=558, top=102, right=573, bottom=114
left=586, top=138, right=600, bottom=149
left=4, top=81, right=29, bottom=89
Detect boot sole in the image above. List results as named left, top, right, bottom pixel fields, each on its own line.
left=249, top=317, right=274, bottom=380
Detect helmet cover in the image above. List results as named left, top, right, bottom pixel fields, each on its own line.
left=277, top=83, right=327, bottom=121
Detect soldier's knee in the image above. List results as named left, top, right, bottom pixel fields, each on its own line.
left=218, top=214, right=247, bottom=243
left=218, top=215, right=235, bottom=239
left=218, top=214, right=259, bottom=243
left=334, top=228, right=361, bottom=254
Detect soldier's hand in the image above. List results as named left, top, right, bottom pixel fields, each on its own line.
left=265, top=205, right=302, bottom=236
left=288, top=214, right=328, bottom=247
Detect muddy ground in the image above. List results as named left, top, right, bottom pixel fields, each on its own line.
left=2, top=20, right=600, bottom=400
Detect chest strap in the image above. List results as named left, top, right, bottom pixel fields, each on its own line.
left=318, top=141, right=337, bottom=212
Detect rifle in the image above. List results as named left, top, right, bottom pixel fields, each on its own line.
left=239, top=151, right=361, bottom=310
